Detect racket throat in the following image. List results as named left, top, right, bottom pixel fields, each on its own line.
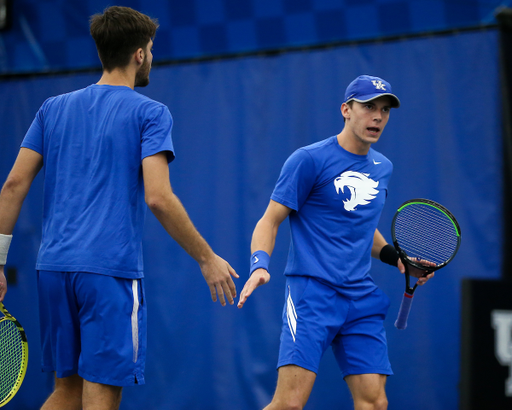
left=405, top=273, right=418, bottom=294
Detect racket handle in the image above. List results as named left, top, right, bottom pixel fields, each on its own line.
left=394, top=292, right=414, bottom=330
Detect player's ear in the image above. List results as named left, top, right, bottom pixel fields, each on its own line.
left=134, top=48, right=144, bottom=65
left=341, top=102, right=350, bottom=120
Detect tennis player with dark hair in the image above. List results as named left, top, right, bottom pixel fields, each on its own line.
left=0, top=6, right=237, bottom=410
left=238, top=75, right=433, bottom=409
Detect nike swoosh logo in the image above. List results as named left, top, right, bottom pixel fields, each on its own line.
left=373, top=159, right=381, bottom=165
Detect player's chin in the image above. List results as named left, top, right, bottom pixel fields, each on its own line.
left=135, top=76, right=150, bottom=88
left=364, top=134, right=381, bottom=144
left=365, top=129, right=381, bottom=141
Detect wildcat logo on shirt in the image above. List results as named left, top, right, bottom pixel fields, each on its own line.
left=334, top=171, right=379, bottom=211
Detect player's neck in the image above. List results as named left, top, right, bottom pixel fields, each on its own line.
left=97, top=67, right=136, bottom=89
left=337, top=130, right=371, bottom=156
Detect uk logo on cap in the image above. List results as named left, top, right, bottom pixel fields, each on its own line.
left=372, top=80, right=386, bottom=90
left=344, top=75, right=400, bottom=108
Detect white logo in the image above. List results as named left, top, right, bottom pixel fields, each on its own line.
left=373, top=159, right=381, bottom=165
left=286, top=286, right=297, bottom=343
left=371, top=80, right=386, bottom=91
left=253, top=256, right=259, bottom=264
left=491, top=310, right=512, bottom=397
left=334, top=171, right=379, bottom=211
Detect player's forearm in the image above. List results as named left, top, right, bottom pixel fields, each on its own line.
left=250, top=217, right=279, bottom=256
left=371, top=229, right=388, bottom=259
left=0, top=148, right=43, bottom=235
left=148, top=191, right=215, bottom=264
left=0, top=177, right=31, bottom=234
left=251, top=200, right=290, bottom=256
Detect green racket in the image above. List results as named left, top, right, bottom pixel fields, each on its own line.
left=0, top=302, right=28, bottom=407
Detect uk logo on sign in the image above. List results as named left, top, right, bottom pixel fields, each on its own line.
left=491, top=310, right=512, bottom=397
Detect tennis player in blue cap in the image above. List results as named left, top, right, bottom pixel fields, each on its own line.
left=238, top=75, right=433, bottom=409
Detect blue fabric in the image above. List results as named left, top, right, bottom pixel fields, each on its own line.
left=250, top=250, right=270, bottom=274
left=344, top=75, right=400, bottom=107
left=21, top=85, right=174, bottom=279
left=271, top=136, right=392, bottom=298
left=0, top=29, right=502, bottom=410
left=277, top=275, right=392, bottom=377
left=0, top=0, right=503, bottom=74
left=37, top=271, right=147, bottom=386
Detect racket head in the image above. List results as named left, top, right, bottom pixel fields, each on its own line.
left=0, top=303, right=28, bottom=407
left=391, top=198, right=461, bottom=271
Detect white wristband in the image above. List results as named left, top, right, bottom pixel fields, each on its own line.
left=0, top=234, right=13, bottom=266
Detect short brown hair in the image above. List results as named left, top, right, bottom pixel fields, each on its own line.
left=90, top=6, right=159, bottom=71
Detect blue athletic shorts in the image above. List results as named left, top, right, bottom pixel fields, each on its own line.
left=37, top=270, right=147, bottom=386
left=277, top=275, right=393, bottom=378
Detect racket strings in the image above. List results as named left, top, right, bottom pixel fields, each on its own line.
left=0, top=319, right=25, bottom=401
left=394, top=204, right=459, bottom=266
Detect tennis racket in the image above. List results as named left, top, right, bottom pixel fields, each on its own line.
left=0, top=302, right=28, bottom=407
left=391, top=199, right=461, bottom=330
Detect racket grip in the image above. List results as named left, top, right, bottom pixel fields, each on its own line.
left=394, top=292, right=414, bottom=330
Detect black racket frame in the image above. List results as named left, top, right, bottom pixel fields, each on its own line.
left=391, top=198, right=461, bottom=295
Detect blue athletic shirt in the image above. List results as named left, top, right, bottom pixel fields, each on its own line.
left=271, top=135, right=393, bottom=299
left=21, top=84, right=174, bottom=279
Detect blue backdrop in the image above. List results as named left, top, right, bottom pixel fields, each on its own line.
left=0, top=0, right=506, bottom=74
left=0, top=28, right=502, bottom=409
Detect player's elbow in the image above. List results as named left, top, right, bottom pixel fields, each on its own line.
left=145, top=186, right=177, bottom=213
left=258, top=215, right=280, bottom=237
left=145, top=193, right=166, bottom=212
left=1, top=174, right=28, bottom=199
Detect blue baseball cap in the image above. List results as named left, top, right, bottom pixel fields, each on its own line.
left=344, top=75, right=400, bottom=108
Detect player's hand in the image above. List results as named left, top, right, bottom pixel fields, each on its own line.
left=0, top=266, right=6, bottom=302
left=398, top=258, right=435, bottom=286
left=199, top=255, right=239, bottom=306
left=237, top=268, right=270, bottom=308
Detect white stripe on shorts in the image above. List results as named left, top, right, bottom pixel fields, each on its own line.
left=286, top=286, right=297, bottom=342
left=131, top=280, right=140, bottom=363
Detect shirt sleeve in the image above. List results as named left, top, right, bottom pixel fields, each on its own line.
left=271, top=148, right=317, bottom=212
left=141, top=105, right=175, bottom=163
left=20, top=103, right=46, bottom=155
